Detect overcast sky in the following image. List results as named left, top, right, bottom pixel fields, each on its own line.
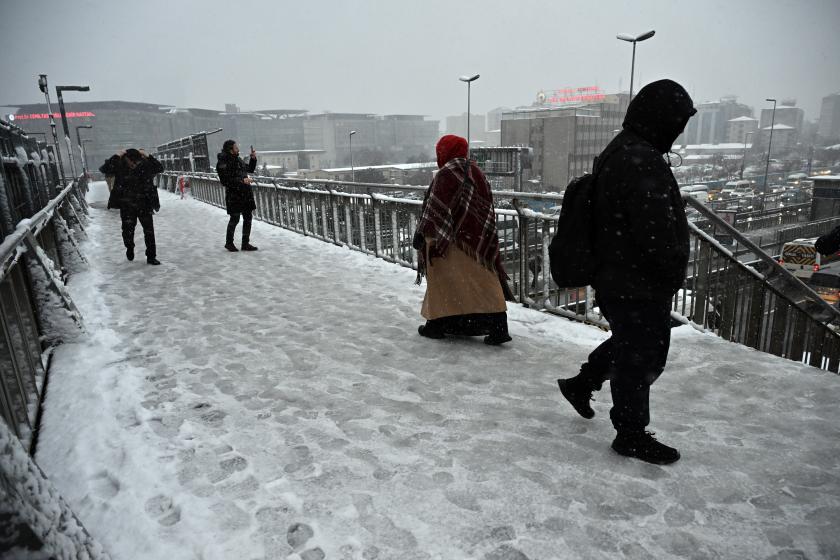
left=1, top=0, right=838, bottom=124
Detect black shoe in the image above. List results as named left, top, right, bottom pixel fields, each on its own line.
left=557, top=377, right=595, bottom=419
left=418, top=324, right=445, bottom=339
left=147, top=257, right=161, bottom=265
left=483, top=333, right=512, bottom=345
left=241, top=243, right=258, bottom=251
left=126, top=247, right=134, bottom=261
left=611, top=431, right=680, bottom=465
left=225, top=243, right=239, bottom=252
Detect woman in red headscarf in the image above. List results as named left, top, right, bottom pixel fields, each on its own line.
left=412, top=135, right=512, bottom=345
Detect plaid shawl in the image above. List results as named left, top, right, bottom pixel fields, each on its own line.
left=415, top=158, right=505, bottom=283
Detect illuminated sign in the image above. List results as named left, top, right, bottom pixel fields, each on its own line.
left=537, top=86, right=605, bottom=106
left=9, top=111, right=96, bottom=121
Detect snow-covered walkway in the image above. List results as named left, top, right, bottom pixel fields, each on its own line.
left=36, top=182, right=840, bottom=560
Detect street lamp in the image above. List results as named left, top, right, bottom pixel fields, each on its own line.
left=459, top=74, right=480, bottom=152
left=75, top=125, right=93, bottom=175
left=56, top=84, right=91, bottom=179
left=762, top=98, right=777, bottom=206
left=81, top=139, right=93, bottom=174
left=739, top=131, right=753, bottom=180
left=616, top=30, right=655, bottom=99
left=349, top=130, right=357, bottom=182
left=37, top=74, right=67, bottom=185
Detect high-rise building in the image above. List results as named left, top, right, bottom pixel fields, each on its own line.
left=817, top=93, right=840, bottom=143
left=726, top=116, right=759, bottom=144
left=682, top=96, right=752, bottom=145
left=500, top=93, right=630, bottom=191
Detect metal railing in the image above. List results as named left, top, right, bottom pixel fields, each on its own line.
left=167, top=171, right=840, bottom=373
left=1, top=119, right=88, bottom=452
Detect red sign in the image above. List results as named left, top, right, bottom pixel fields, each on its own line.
left=9, top=111, right=96, bottom=121
left=540, top=86, right=606, bottom=106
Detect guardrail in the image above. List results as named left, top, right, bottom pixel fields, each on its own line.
left=164, top=171, right=840, bottom=373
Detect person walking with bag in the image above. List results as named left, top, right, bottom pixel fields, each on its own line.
left=413, top=134, right=512, bottom=345
left=556, top=80, right=696, bottom=464
left=216, top=140, right=258, bottom=252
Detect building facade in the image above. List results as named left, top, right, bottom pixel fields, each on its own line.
left=818, top=93, right=840, bottom=144
left=7, top=102, right=437, bottom=176
left=726, top=116, right=759, bottom=144
left=500, top=93, right=629, bottom=192
left=682, top=97, right=752, bottom=146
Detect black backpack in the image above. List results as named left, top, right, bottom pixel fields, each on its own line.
left=548, top=146, right=617, bottom=288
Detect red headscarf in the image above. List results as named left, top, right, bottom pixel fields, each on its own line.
left=436, top=135, right=468, bottom=168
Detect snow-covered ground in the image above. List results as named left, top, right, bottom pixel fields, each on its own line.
left=35, top=182, right=840, bottom=560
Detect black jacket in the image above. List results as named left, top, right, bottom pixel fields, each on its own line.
left=216, top=151, right=257, bottom=214
left=816, top=225, right=840, bottom=256
left=592, top=79, right=695, bottom=300
left=101, top=155, right=162, bottom=213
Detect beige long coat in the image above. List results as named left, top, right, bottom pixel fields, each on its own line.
left=421, top=242, right=507, bottom=320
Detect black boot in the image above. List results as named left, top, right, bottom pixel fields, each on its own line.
left=611, top=431, right=680, bottom=465
left=147, top=257, right=161, bottom=265
left=418, top=324, right=445, bottom=339
left=126, top=247, right=134, bottom=261
left=557, top=377, right=595, bottom=419
left=241, top=243, right=258, bottom=251
left=225, top=242, right=239, bottom=252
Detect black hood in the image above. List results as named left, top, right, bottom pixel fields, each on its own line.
left=622, top=79, right=696, bottom=153
left=217, top=151, right=234, bottom=162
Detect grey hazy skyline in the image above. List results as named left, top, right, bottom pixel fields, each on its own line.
left=1, top=0, right=839, bottom=125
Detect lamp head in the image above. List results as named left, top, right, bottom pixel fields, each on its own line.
left=57, top=85, right=91, bottom=92
left=459, top=74, right=480, bottom=83
left=349, top=130, right=357, bottom=136
left=38, top=74, right=48, bottom=93
left=766, top=98, right=776, bottom=103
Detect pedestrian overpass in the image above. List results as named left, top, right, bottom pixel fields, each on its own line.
left=2, top=121, right=840, bottom=558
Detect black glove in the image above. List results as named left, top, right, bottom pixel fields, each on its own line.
left=412, top=232, right=425, bottom=251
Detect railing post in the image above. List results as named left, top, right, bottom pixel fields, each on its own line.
left=371, top=193, right=383, bottom=257
left=409, top=213, right=418, bottom=269
left=329, top=190, right=342, bottom=245
left=358, top=198, right=367, bottom=252
left=391, top=206, right=400, bottom=264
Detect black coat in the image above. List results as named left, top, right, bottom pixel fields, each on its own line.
left=216, top=151, right=257, bottom=214
left=592, top=79, right=695, bottom=300
left=816, top=225, right=840, bottom=256
left=101, top=155, right=162, bottom=213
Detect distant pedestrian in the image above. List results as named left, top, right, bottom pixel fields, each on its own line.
left=413, top=134, right=512, bottom=345
left=216, top=140, right=258, bottom=251
left=101, top=149, right=164, bottom=265
left=557, top=80, right=696, bottom=465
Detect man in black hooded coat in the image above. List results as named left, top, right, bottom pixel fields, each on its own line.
left=557, top=79, right=696, bottom=465
left=216, top=140, right=258, bottom=252
left=101, top=149, right=163, bottom=265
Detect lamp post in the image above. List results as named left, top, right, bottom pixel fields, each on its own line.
left=616, top=30, right=655, bottom=99
left=459, top=74, right=480, bottom=153
left=739, top=131, right=753, bottom=180
left=81, top=139, right=93, bottom=174
left=75, top=124, right=93, bottom=175
left=56, top=84, right=91, bottom=179
left=349, top=130, right=357, bottom=183
left=762, top=98, right=777, bottom=207
left=37, top=74, right=67, bottom=185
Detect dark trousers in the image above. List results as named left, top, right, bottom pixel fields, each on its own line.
left=120, top=208, right=156, bottom=258
left=226, top=211, right=252, bottom=245
left=578, top=294, right=672, bottom=433
left=424, top=312, right=509, bottom=339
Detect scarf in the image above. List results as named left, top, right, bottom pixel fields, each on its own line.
left=414, top=158, right=505, bottom=284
